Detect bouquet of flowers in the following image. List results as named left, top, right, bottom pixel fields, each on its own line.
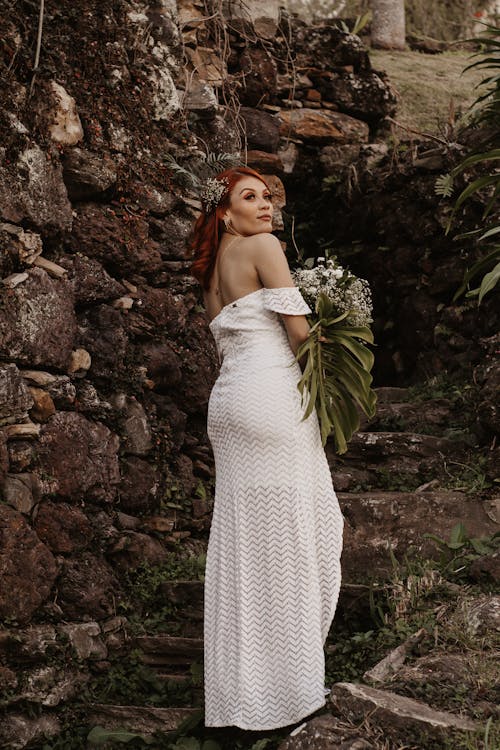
left=292, top=255, right=377, bottom=454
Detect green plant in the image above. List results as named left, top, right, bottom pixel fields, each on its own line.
left=435, top=22, right=500, bottom=303
left=424, top=522, right=500, bottom=578
left=296, top=293, right=377, bottom=452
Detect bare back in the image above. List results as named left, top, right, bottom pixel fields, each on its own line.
left=203, top=236, right=262, bottom=322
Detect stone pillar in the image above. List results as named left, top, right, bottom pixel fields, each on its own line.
left=371, top=0, right=406, bottom=50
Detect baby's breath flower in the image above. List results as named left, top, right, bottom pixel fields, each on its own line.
left=200, top=176, right=229, bottom=213
left=292, top=256, right=373, bottom=327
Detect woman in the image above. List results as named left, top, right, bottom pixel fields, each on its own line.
left=190, top=166, right=343, bottom=731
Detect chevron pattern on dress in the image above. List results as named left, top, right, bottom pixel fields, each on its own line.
left=205, top=286, right=344, bottom=731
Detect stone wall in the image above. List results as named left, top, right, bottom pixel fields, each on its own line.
left=0, top=1, right=401, bottom=743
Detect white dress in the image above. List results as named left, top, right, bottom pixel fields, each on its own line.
left=204, top=286, right=344, bottom=731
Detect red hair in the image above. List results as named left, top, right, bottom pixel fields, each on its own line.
left=189, top=166, right=270, bottom=290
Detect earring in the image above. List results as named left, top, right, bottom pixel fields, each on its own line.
left=223, top=216, right=232, bottom=231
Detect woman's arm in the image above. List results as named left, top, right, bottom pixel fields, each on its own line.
left=251, top=234, right=310, bottom=356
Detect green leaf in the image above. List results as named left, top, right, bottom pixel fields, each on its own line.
left=477, top=260, right=500, bottom=302
left=87, top=726, right=153, bottom=745
left=450, top=522, right=467, bottom=546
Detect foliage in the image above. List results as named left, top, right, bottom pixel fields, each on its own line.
left=163, top=152, right=241, bottom=193
left=296, top=293, right=377, bottom=452
left=435, top=22, right=500, bottom=303
left=424, top=522, right=500, bottom=578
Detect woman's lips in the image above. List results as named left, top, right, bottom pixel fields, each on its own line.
left=258, top=215, right=272, bottom=221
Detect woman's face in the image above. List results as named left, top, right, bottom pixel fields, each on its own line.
left=223, top=176, right=273, bottom=236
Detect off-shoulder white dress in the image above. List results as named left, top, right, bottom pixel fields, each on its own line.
left=204, top=286, right=344, bottom=731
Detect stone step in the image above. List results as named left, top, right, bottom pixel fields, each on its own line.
left=87, top=704, right=199, bottom=735
left=330, top=682, right=478, bottom=741
left=338, top=490, right=498, bottom=581
left=328, top=431, right=469, bottom=491
left=159, top=579, right=204, bottom=621
left=136, top=635, right=203, bottom=667
left=360, top=397, right=455, bottom=434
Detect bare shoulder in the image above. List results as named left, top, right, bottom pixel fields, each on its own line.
left=244, top=232, right=284, bottom=257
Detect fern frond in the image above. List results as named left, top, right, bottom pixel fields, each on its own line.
left=435, top=173, right=454, bottom=197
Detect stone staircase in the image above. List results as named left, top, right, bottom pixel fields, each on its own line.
left=3, top=386, right=495, bottom=748
left=85, top=386, right=498, bottom=743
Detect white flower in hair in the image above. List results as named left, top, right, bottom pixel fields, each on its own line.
left=200, top=176, right=229, bottom=213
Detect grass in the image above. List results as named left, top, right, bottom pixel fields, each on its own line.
left=370, top=49, right=485, bottom=135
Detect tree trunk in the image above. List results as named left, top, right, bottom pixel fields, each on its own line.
left=371, top=0, right=405, bottom=50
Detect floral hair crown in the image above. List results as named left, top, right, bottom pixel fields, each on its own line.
left=200, top=176, right=229, bottom=214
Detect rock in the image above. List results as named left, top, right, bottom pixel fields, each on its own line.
left=240, top=107, right=281, bottom=152
left=3, top=422, right=41, bottom=439
left=121, top=396, right=153, bottom=456
left=184, top=80, right=218, bottom=118
left=294, top=26, right=371, bottom=74
left=34, top=501, right=93, bottom=554
left=58, top=621, right=108, bottom=660
left=225, top=0, right=280, bottom=40
left=33, top=255, right=68, bottom=279
left=0, top=624, right=58, bottom=663
left=191, top=110, right=241, bottom=154
left=330, top=682, right=478, bottom=740
left=0, top=714, right=61, bottom=750
left=185, top=46, right=226, bottom=85
left=264, top=174, right=286, bottom=230
left=113, top=295, right=134, bottom=310
left=70, top=203, right=162, bottom=277
left=7, top=440, right=34, bottom=472
left=73, top=382, right=113, bottom=420
left=464, top=595, right=500, bottom=636
left=141, top=342, right=183, bottom=391
left=364, top=628, right=427, bottom=683
left=1, top=272, right=29, bottom=288
left=320, top=144, right=361, bottom=175
left=78, top=304, right=129, bottom=380
left=320, top=71, right=397, bottom=124
left=28, top=386, right=56, bottom=422
left=2, top=473, right=40, bottom=514
left=0, top=267, right=76, bottom=370
left=0, top=143, right=72, bottom=234
left=279, top=108, right=369, bottom=144
left=238, top=47, right=277, bottom=107
left=246, top=150, right=284, bottom=174
left=0, top=364, right=33, bottom=426
left=338, top=491, right=498, bottom=580
left=20, top=665, right=88, bottom=706
left=149, top=212, right=192, bottom=260
left=67, top=347, right=92, bottom=376
left=87, top=704, right=197, bottom=735
left=0, top=666, right=18, bottom=690
left=21, top=370, right=76, bottom=408
left=0, top=505, right=58, bottom=624
left=108, top=531, right=168, bottom=571
left=0, top=222, right=43, bottom=267
left=278, top=714, right=373, bottom=749
left=62, top=147, right=117, bottom=201
left=57, top=553, right=121, bottom=620
left=118, top=456, right=159, bottom=515
left=48, top=81, right=84, bottom=144
left=150, top=68, right=181, bottom=121
left=37, top=412, right=120, bottom=503
left=58, top=253, right=126, bottom=305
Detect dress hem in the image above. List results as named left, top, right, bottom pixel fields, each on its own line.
left=204, top=697, right=326, bottom=731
